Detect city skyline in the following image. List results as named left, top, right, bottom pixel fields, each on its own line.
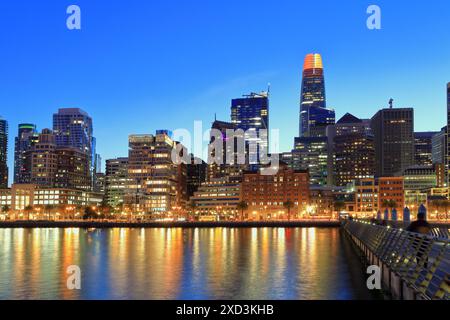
left=2, top=1, right=450, bottom=185
left=1, top=1, right=450, bottom=305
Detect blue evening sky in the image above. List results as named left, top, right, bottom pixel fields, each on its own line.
left=1, top=0, right=449, bottom=182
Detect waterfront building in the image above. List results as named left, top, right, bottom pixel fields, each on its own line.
left=28, top=129, right=58, bottom=187
left=54, top=147, right=90, bottom=190
left=293, top=136, right=329, bottom=186
left=354, top=178, right=379, bottom=216
left=53, top=108, right=95, bottom=189
left=240, top=164, right=310, bottom=220
left=125, top=131, right=187, bottom=214
left=0, top=184, right=102, bottom=215
left=403, top=166, right=438, bottom=191
left=299, top=53, right=335, bottom=137
left=371, top=104, right=414, bottom=177
left=309, top=185, right=354, bottom=217
left=327, top=113, right=375, bottom=186
left=105, top=157, right=129, bottom=208
left=24, top=129, right=92, bottom=191
left=378, top=176, right=405, bottom=213
left=0, top=117, right=7, bottom=188
left=404, top=190, right=428, bottom=210
left=414, top=132, right=437, bottom=167
left=0, top=187, right=10, bottom=210
left=14, top=123, right=38, bottom=184
left=189, top=177, right=241, bottom=219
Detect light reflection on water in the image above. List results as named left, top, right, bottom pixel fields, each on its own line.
left=0, top=228, right=374, bottom=300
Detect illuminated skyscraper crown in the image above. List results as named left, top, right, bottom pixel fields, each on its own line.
left=303, top=53, right=323, bottom=76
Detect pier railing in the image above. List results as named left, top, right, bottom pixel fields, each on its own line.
left=343, top=220, right=449, bottom=300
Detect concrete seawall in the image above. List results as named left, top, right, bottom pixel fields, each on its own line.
left=0, top=220, right=341, bottom=229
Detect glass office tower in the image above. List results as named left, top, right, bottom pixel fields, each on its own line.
left=14, top=123, right=38, bottom=184
left=299, top=53, right=335, bottom=137
left=447, top=83, right=450, bottom=185
left=231, top=91, right=269, bottom=167
left=53, top=108, right=95, bottom=189
left=0, top=117, right=8, bottom=188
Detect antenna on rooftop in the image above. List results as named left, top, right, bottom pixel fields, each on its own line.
left=389, top=98, right=394, bottom=109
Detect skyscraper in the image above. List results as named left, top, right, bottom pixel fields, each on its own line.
left=28, top=129, right=57, bottom=187
left=328, top=113, right=375, bottom=186
left=432, top=126, right=447, bottom=165
left=207, top=119, right=247, bottom=182
left=299, top=53, right=335, bottom=137
left=293, top=136, right=329, bottom=186
left=105, top=157, right=129, bottom=208
left=0, top=117, right=8, bottom=188
left=447, top=83, right=450, bottom=185
left=14, top=123, right=38, bottom=184
left=231, top=91, right=269, bottom=165
left=53, top=108, right=95, bottom=188
left=371, top=104, right=414, bottom=177
left=414, top=132, right=438, bottom=167
left=125, top=131, right=187, bottom=213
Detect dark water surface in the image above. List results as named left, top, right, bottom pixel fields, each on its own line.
left=0, top=227, right=375, bottom=300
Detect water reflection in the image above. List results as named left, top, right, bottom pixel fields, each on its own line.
left=0, top=228, right=373, bottom=300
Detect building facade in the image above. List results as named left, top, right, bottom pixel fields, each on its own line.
left=432, top=126, right=447, bottom=166
left=53, top=108, right=95, bottom=189
left=0, top=184, right=102, bottom=214
left=378, top=176, right=405, bottom=213
left=447, top=83, right=450, bottom=185
left=190, top=178, right=241, bottom=219
left=241, top=165, right=310, bottom=220
left=207, top=119, right=246, bottom=182
left=354, top=178, right=379, bottom=215
left=293, top=136, right=329, bottom=186
left=0, top=117, right=7, bottom=188
left=14, top=123, right=38, bottom=184
left=105, top=157, right=129, bottom=208
left=403, top=166, right=438, bottom=191
left=231, top=91, right=269, bottom=168
left=328, top=113, right=375, bottom=186
left=125, top=131, right=187, bottom=214
left=414, top=132, right=437, bottom=167
left=371, top=106, right=414, bottom=177
left=187, top=156, right=207, bottom=199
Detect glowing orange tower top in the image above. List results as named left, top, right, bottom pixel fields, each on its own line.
left=303, top=53, right=324, bottom=76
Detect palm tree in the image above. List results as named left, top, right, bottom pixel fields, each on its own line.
left=430, top=199, right=442, bottom=220
left=75, top=205, right=84, bottom=220
left=44, top=204, right=55, bottom=221
left=186, top=200, right=196, bottom=221
left=236, top=201, right=248, bottom=221
left=387, top=200, right=397, bottom=211
left=57, top=204, right=66, bottom=220
left=283, top=200, right=295, bottom=221
left=334, top=200, right=346, bottom=217
left=1, top=205, right=10, bottom=220
left=382, top=199, right=397, bottom=214
left=441, top=200, right=450, bottom=222
left=24, top=205, right=33, bottom=220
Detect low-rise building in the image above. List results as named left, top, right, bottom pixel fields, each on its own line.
left=354, top=178, right=379, bottom=216
left=190, top=177, right=241, bottom=219
left=240, top=164, right=309, bottom=220
left=0, top=184, right=103, bottom=218
left=378, top=176, right=405, bottom=212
